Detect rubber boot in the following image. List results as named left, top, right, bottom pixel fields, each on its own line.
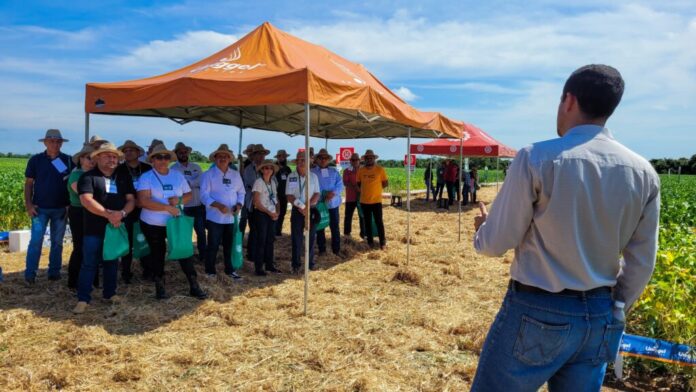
left=154, top=277, right=169, bottom=300
left=186, top=274, right=208, bottom=300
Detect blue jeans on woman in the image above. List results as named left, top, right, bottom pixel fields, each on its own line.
left=77, top=235, right=118, bottom=303
left=25, top=207, right=67, bottom=281
left=471, top=281, right=624, bottom=392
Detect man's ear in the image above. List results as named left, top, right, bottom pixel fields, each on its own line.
left=561, top=92, right=577, bottom=113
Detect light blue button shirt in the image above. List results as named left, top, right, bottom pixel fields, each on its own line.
left=474, top=125, right=660, bottom=308
left=311, top=166, right=344, bottom=209
left=200, top=165, right=245, bottom=225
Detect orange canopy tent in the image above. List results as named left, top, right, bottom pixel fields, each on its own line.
left=84, top=22, right=461, bottom=139
left=84, top=22, right=464, bottom=314
left=410, top=123, right=516, bottom=157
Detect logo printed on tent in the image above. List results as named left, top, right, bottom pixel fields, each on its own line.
left=417, top=145, right=424, bottom=152
left=449, top=145, right=457, bottom=153
left=462, top=131, right=471, bottom=141
left=189, top=47, right=266, bottom=74
left=484, top=146, right=493, bottom=154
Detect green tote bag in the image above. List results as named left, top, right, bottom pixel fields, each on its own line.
left=103, top=224, right=130, bottom=261
left=356, top=197, right=379, bottom=237
left=166, top=208, right=195, bottom=260
left=231, top=214, right=244, bottom=270
left=132, top=221, right=150, bottom=259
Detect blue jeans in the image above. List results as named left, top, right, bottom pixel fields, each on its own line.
left=77, top=235, right=118, bottom=303
left=290, top=208, right=316, bottom=269
left=184, top=205, right=207, bottom=256
left=471, top=282, right=624, bottom=392
left=317, top=206, right=340, bottom=254
left=25, top=207, right=67, bottom=280
left=0, top=265, right=3, bottom=282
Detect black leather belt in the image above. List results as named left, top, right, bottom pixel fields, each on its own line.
left=511, top=280, right=611, bottom=296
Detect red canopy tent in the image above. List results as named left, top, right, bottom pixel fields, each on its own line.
left=410, top=123, right=516, bottom=157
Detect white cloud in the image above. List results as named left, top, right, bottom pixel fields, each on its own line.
left=109, top=31, right=238, bottom=73
left=394, top=86, right=418, bottom=101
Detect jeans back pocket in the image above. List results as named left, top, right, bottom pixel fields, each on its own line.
left=596, top=322, right=625, bottom=363
left=513, top=315, right=571, bottom=366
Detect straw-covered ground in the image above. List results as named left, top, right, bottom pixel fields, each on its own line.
left=0, top=187, right=638, bottom=391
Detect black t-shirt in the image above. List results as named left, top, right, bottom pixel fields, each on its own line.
left=78, top=167, right=135, bottom=236
left=275, top=164, right=292, bottom=198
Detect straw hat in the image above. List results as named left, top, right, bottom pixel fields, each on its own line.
left=118, top=140, right=144, bottom=154
left=291, top=150, right=310, bottom=164
left=362, top=149, right=379, bottom=159
left=39, top=129, right=69, bottom=142
left=147, top=143, right=176, bottom=162
left=148, top=139, right=164, bottom=148
left=90, top=142, right=124, bottom=159
left=88, top=135, right=108, bottom=148
left=208, top=144, right=235, bottom=161
left=248, top=144, right=270, bottom=156
left=274, top=149, right=289, bottom=159
left=256, top=159, right=279, bottom=174
left=315, top=148, right=332, bottom=160
left=174, top=142, right=193, bottom=153
left=72, top=145, right=95, bottom=164
left=243, top=143, right=256, bottom=155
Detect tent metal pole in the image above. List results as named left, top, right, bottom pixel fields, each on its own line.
left=84, top=113, right=90, bottom=144
left=496, top=157, right=500, bottom=193
left=238, top=128, right=244, bottom=168
left=406, top=127, right=411, bottom=266
left=303, top=103, right=311, bottom=316
left=458, top=136, right=463, bottom=242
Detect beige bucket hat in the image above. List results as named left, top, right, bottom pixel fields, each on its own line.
left=39, top=129, right=69, bottom=142
left=72, top=145, right=95, bottom=164
left=118, top=140, right=145, bottom=154
left=208, top=144, right=235, bottom=161
left=256, top=159, right=279, bottom=174
left=147, top=143, right=176, bottom=162
left=90, top=142, right=124, bottom=159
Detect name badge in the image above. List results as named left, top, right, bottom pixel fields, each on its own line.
left=51, top=158, right=68, bottom=173
left=105, top=178, right=118, bottom=194
left=321, top=168, right=329, bottom=178
left=162, top=184, right=173, bottom=191
left=288, top=177, right=298, bottom=183
left=184, top=170, right=192, bottom=176
left=132, top=179, right=139, bottom=189
left=222, top=178, right=231, bottom=185
left=281, top=175, right=287, bottom=180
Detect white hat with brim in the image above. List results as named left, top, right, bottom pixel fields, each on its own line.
left=72, top=145, right=95, bottom=164
left=208, top=144, right=235, bottom=162
left=147, top=143, right=176, bottom=162
left=118, top=140, right=145, bottom=154
left=256, top=159, right=280, bottom=174
left=90, top=142, right=124, bottom=159
left=39, top=129, right=69, bottom=142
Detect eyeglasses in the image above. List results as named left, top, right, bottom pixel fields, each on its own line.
left=261, top=167, right=273, bottom=170
left=152, top=154, right=171, bottom=161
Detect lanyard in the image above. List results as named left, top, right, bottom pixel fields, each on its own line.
left=152, top=171, right=171, bottom=191
left=264, top=180, right=276, bottom=204
left=298, top=175, right=305, bottom=200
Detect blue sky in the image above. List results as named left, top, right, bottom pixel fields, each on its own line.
left=1, top=1, right=695, bottom=160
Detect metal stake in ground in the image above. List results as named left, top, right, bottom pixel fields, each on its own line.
left=303, top=103, right=311, bottom=316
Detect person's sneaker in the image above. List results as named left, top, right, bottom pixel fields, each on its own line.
left=254, top=270, right=267, bottom=276
left=72, top=301, right=88, bottom=314
left=47, top=275, right=61, bottom=281
left=229, top=272, right=243, bottom=280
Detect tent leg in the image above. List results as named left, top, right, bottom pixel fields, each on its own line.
left=303, top=103, right=311, bottom=316
left=238, top=127, right=244, bottom=168
left=496, top=157, right=500, bottom=193
left=406, top=127, right=411, bottom=266
left=458, top=137, right=463, bottom=242
left=84, top=113, right=90, bottom=144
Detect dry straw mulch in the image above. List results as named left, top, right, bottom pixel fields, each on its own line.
left=0, top=187, right=617, bottom=391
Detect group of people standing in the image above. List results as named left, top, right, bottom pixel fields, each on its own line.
left=19, top=131, right=390, bottom=314
left=424, top=160, right=479, bottom=207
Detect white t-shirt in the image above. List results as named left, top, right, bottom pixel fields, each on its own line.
left=137, top=169, right=191, bottom=226
left=252, top=177, right=278, bottom=214
left=285, top=171, right=320, bottom=205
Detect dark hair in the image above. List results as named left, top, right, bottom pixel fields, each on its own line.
left=562, top=64, right=624, bottom=119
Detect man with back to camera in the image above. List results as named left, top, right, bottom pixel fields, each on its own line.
left=471, top=65, right=660, bottom=391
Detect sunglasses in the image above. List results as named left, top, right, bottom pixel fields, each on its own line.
left=152, top=154, right=171, bottom=161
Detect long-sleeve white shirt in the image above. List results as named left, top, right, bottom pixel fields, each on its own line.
left=170, top=161, right=203, bottom=207
left=200, top=165, right=245, bottom=224
left=474, top=125, right=660, bottom=308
